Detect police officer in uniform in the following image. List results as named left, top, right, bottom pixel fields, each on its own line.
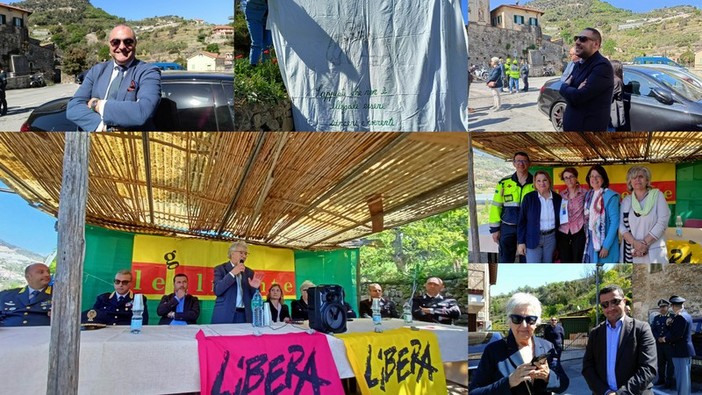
left=665, top=295, right=695, bottom=395
left=0, top=263, right=52, bottom=326
left=90, top=269, right=148, bottom=325
left=489, top=152, right=534, bottom=263
left=411, top=277, right=460, bottom=325
left=652, top=298, right=674, bottom=388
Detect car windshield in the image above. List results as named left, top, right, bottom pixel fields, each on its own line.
left=648, top=69, right=702, bottom=102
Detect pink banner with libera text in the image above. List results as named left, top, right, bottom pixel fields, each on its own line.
left=196, top=330, right=344, bottom=394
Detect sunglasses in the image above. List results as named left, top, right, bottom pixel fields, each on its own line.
left=113, top=279, right=131, bottom=286
left=574, top=36, right=592, bottom=43
left=509, top=314, right=538, bottom=325
left=109, top=38, right=135, bottom=48
left=600, top=298, right=623, bottom=309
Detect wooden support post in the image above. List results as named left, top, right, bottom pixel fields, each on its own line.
left=467, top=133, right=482, bottom=263
left=47, top=132, right=90, bottom=395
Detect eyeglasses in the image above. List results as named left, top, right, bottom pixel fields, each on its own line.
left=563, top=175, right=576, bottom=180
left=233, top=250, right=248, bottom=255
left=509, top=314, right=538, bottom=325
left=113, top=279, right=131, bottom=286
left=574, top=36, right=592, bottom=43
left=551, top=319, right=558, bottom=322
left=513, top=160, right=529, bottom=164
left=109, top=38, right=135, bottom=48
left=600, top=298, right=623, bottom=309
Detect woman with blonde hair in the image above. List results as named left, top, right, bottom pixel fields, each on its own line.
left=619, top=166, right=670, bottom=263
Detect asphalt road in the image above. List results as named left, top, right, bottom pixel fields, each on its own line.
left=559, top=348, right=702, bottom=395
left=0, top=83, right=80, bottom=131
left=468, top=76, right=557, bottom=132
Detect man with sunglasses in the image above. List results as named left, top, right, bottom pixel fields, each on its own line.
left=67, top=24, right=161, bottom=131
left=582, top=285, right=656, bottom=395
left=90, top=269, right=149, bottom=326
left=558, top=28, right=613, bottom=132
left=489, top=151, right=534, bottom=263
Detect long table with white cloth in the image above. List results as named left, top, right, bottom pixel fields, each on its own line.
left=0, top=318, right=467, bottom=394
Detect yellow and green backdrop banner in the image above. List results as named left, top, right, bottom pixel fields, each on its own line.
left=81, top=225, right=359, bottom=324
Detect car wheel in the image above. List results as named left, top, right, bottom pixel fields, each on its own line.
left=550, top=101, right=566, bottom=131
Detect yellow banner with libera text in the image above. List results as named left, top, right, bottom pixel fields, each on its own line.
left=338, top=328, right=447, bottom=395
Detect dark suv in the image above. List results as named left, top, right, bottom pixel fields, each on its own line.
left=21, top=71, right=234, bottom=131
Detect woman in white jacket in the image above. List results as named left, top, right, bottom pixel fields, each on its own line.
left=619, top=166, right=671, bottom=263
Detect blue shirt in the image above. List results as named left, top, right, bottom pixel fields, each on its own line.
left=606, top=318, right=623, bottom=392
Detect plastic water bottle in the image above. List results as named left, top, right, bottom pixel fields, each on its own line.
left=403, top=300, right=413, bottom=324
left=372, top=298, right=382, bottom=325
left=130, top=294, right=144, bottom=334
left=252, top=290, right=264, bottom=327
left=676, top=215, right=683, bottom=237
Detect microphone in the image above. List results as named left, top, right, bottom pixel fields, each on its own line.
left=239, top=258, right=245, bottom=265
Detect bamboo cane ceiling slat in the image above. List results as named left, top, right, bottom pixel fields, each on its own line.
left=0, top=132, right=468, bottom=250
left=471, top=132, right=702, bottom=165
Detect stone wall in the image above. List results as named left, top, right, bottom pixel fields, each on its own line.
left=234, top=99, right=295, bottom=131
left=468, top=22, right=568, bottom=77
left=631, top=264, right=702, bottom=322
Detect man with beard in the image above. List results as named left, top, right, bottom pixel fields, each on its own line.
left=156, top=274, right=200, bottom=325
left=582, top=285, right=656, bottom=395
left=67, top=24, right=161, bottom=131
left=0, top=263, right=52, bottom=326
left=559, top=28, right=613, bottom=131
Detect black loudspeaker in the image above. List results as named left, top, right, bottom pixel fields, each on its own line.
left=308, top=284, right=347, bottom=333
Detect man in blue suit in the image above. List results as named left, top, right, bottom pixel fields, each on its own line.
left=67, top=24, right=161, bottom=131
left=559, top=27, right=613, bottom=132
left=665, top=295, right=695, bottom=395
left=0, top=263, right=52, bottom=326
left=211, top=241, right=264, bottom=324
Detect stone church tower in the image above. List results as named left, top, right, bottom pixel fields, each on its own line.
left=468, top=0, right=491, bottom=26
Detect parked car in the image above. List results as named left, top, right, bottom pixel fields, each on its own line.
left=468, top=331, right=503, bottom=381
left=633, top=56, right=686, bottom=69
left=537, top=64, right=702, bottom=131
left=21, top=71, right=234, bottom=131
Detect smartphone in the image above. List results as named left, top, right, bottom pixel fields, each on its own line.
left=531, top=353, right=549, bottom=366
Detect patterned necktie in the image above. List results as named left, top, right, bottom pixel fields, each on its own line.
left=106, top=66, right=124, bottom=100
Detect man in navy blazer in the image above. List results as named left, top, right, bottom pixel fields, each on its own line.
left=156, top=274, right=200, bottom=325
left=559, top=28, right=613, bottom=132
left=91, top=269, right=149, bottom=325
left=665, top=295, right=695, bottom=395
left=211, top=241, right=264, bottom=324
left=67, top=24, right=161, bottom=131
left=582, top=285, right=657, bottom=395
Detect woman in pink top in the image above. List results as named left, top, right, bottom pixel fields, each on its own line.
left=557, top=167, right=587, bottom=262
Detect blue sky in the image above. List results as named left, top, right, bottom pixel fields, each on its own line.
left=490, top=264, right=612, bottom=296
left=0, top=181, right=56, bottom=257
left=90, top=0, right=233, bottom=25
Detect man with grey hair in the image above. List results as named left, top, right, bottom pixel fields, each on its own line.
left=211, top=240, right=264, bottom=324
left=359, top=283, right=398, bottom=318
left=582, top=284, right=656, bottom=395
left=0, top=263, right=52, bottom=326
left=411, top=277, right=460, bottom=324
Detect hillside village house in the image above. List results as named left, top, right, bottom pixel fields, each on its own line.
left=0, top=3, right=56, bottom=87
left=490, top=4, right=544, bottom=31
left=211, top=25, right=233, bottom=39
left=187, top=51, right=225, bottom=71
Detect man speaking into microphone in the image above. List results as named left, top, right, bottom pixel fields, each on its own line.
left=211, top=241, right=264, bottom=324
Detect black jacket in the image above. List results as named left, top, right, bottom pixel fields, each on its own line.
left=559, top=51, right=614, bottom=132
left=156, top=293, right=200, bottom=325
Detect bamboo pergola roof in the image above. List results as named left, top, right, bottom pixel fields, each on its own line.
left=471, top=132, right=702, bottom=165
left=0, top=132, right=468, bottom=250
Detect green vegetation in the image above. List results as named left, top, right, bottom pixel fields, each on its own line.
left=532, top=0, right=702, bottom=63
left=488, top=264, right=632, bottom=332
left=360, top=208, right=467, bottom=284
